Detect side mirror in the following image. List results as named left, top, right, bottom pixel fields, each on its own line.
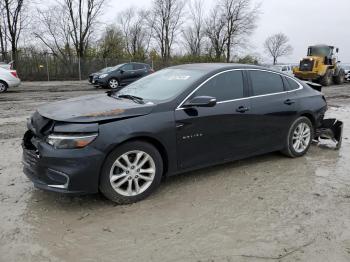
left=183, top=96, right=217, bottom=108
left=120, top=69, right=125, bottom=74
left=336, top=48, right=339, bottom=53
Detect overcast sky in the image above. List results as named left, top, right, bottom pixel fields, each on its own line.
left=104, top=0, right=350, bottom=64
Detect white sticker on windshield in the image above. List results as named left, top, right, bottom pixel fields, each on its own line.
left=167, top=75, right=191, bottom=80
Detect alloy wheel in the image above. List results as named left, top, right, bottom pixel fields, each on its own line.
left=292, top=122, right=311, bottom=153
left=109, top=79, right=119, bottom=89
left=109, top=150, right=156, bottom=196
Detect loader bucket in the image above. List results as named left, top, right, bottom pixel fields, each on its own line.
left=315, top=119, right=343, bottom=149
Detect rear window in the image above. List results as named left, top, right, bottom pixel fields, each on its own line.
left=286, top=77, right=300, bottom=90
left=250, top=71, right=284, bottom=96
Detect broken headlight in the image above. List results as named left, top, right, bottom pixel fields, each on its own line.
left=46, top=133, right=98, bottom=149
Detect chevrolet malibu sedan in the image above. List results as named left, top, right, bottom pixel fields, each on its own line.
left=23, top=64, right=329, bottom=204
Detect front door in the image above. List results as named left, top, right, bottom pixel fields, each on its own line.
left=175, top=70, right=253, bottom=170
left=120, top=64, right=137, bottom=85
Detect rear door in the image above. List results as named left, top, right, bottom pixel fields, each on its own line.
left=247, top=70, right=298, bottom=153
left=133, top=63, right=148, bottom=79
left=175, top=70, right=253, bottom=169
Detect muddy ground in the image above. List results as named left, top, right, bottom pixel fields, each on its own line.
left=1, top=81, right=350, bottom=262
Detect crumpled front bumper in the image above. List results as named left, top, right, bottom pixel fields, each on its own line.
left=22, top=130, right=105, bottom=194
left=315, top=119, right=343, bottom=149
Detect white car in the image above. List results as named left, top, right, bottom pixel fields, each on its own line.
left=343, top=65, right=350, bottom=82
left=0, top=67, right=21, bottom=93
left=269, top=64, right=294, bottom=76
left=0, top=62, right=13, bottom=70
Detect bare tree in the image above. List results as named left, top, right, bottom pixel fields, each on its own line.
left=118, top=8, right=153, bottom=60
left=62, top=0, right=106, bottom=59
left=205, top=6, right=227, bottom=60
left=221, top=0, right=260, bottom=62
left=34, top=6, right=74, bottom=62
left=0, top=7, right=8, bottom=60
left=3, top=0, right=25, bottom=65
left=182, top=0, right=204, bottom=56
left=264, top=33, right=293, bottom=65
left=149, top=0, right=184, bottom=62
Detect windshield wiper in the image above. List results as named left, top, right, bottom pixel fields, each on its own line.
left=117, top=94, right=145, bottom=104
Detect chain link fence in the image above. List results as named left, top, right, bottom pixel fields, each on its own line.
left=14, top=53, right=229, bottom=81
left=15, top=55, right=139, bottom=81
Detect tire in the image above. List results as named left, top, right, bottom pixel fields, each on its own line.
left=320, top=70, right=332, bottom=86
left=333, top=70, right=345, bottom=85
left=108, top=78, right=119, bottom=89
left=99, top=141, right=163, bottom=204
left=0, top=81, right=8, bottom=93
left=282, top=117, right=314, bottom=158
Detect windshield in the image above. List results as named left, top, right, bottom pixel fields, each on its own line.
left=270, top=66, right=283, bottom=71
left=99, top=67, right=111, bottom=73
left=108, top=64, right=125, bottom=72
left=115, top=68, right=205, bottom=102
left=308, top=46, right=332, bottom=57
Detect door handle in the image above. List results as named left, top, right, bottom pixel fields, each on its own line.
left=236, top=106, right=250, bottom=113
left=284, top=99, right=295, bottom=105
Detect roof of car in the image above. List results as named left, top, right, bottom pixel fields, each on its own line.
left=168, top=63, right=273, bottom=72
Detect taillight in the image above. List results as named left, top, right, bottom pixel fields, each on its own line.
left=10, top=71, right=18, bottom=78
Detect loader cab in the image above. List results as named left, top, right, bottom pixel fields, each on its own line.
left=307, top=45, right=337, bottom=65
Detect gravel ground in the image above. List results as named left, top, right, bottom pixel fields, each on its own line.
left=1, top=81, right=350, bottom=262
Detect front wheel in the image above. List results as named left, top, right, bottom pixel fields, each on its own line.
left=99, top=141, right=163, bottom=204
left=108, top=78, right=119, bottom=89
left=282, top=117, right=314, bottom=158
left=320, top=70, right=332, bottom=86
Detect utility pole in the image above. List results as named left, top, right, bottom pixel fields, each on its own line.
left=78, top=56, right=82, bottom=81
left=45, top=52, right=50, bottom=81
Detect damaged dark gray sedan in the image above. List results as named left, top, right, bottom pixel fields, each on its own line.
left=22, top=64, right=342, bottom=204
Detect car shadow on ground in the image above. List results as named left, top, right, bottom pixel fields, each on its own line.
left=25, top=151, right=288, bottom=210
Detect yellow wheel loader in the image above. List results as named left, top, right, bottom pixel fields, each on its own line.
left=293, top=45, right=345, bottom=86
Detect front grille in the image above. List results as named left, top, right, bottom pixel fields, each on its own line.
left=299, top=59, right=314, bottom=71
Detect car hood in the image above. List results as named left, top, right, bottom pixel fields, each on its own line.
left=38, top=94, right=155, bottom=123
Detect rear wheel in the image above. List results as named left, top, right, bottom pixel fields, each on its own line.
left=333, top=70, right=345, bottom=85
left=320, top=70, right=332, bottom=86
left=99, top=141, right=163, bottom=204
left=0, top=81, right=8, bottom=93
left=282, top=117, right=314, bottom=158
left=108, top=78, right=119, bottom=89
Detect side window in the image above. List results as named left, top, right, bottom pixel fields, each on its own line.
left=250, top=71, right=284, bottom=96
left=122, top=64, right=133, bottom=71
left=134, top=64, right=145, bottom=70
left=194, top=71, right=244, bottom=101
left=286, top=77, right=300, bottom=90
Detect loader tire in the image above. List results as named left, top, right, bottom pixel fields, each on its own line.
left=334, top=70, right=345, bottom=85
left=320, top=70, right=332, bottom=86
